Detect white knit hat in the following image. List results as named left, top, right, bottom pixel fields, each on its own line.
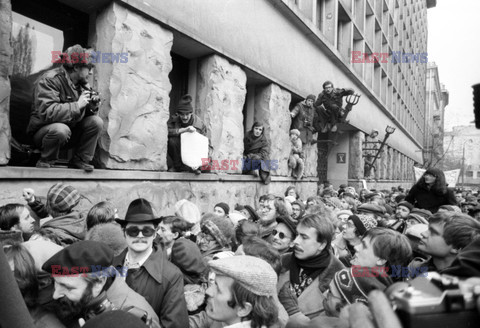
left=209, top=255, right=277, bottom=297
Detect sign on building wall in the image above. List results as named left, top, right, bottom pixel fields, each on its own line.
left=413, top=167, right=461, bottom=187
left=336, top=153, right=346, bottom=164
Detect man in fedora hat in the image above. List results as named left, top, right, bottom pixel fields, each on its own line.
left=167, top=94, right=207, bottom=174
left=113, top=198, right=188, bottom=328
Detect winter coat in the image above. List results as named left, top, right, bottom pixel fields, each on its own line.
left=170, top=237, right=208, bottom=285
left=278, top=251, right=344, bottom=325
left=105, top=271, right=161, bottom=328
left=405, top=185, right=456, bottom=213
left=41, top=212, right=86, bottom=246
left=113, top=245, right=188, bottom=328
left=167, top=115, right=207, bottom=137
left=27, top=66, right=95, bottom=136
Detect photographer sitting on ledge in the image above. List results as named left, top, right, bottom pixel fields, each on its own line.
left=27, top=44, right=103, bottom=172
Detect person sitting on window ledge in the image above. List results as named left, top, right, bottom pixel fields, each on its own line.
left=167, top=94, right=207, bottom=175
left=27, top=44, right=103, bottom=172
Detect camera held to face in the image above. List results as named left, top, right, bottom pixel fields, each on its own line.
left=85, top=89, right=101, bottom=115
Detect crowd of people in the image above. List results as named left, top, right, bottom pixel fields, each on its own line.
left=1, top=167, right=480, bottom=328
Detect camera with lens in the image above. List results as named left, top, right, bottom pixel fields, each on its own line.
left=84, top=88, right=101, bottom=115
left=391, top=272, right=480, bottom=328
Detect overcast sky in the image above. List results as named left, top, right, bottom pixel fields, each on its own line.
left=428, top=0, right=480, bottom=131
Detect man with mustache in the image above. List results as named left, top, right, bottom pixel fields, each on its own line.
left=113, top=198, right=188, bottom=328
left=42, top=240, right=160, bottom=327
left=277, top=213, right=344, bottom=326
left=167, top=94, right=207, bottom=174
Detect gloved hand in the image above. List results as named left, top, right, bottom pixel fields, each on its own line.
left=22, top=188, right=35, bottom=203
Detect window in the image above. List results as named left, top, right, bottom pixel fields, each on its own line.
left=466, top=171, right=474, bottom=178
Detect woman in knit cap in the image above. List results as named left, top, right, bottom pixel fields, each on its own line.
left=405, top=167, right=457, bottom=213
left=213, top=202, right=230, bottom=220
left=243, top=121, right=271, bottom=185
left=197, top=213, right=234, bottom=263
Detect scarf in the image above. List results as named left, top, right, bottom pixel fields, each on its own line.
left=180, top=116, right=194, bottom=128
left=244, top=130, right=268, bottom=155
left=290, top=248, right=331, bottom=297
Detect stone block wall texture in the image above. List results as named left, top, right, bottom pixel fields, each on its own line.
left=0, top=179, right=319, bottom=219
left=253, top=84, right=292, bottom=176
left=0, top=0, right=12, bottom=165
left=196, top=55, right=247, bottom=174
left=348, top=131, right=364, bottom=179
left=94, top=3, right=172, bottom=170
left=303, top=139, right=318, bottom=177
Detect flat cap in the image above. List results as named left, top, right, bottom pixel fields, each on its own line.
left=42, top=240, right=114, bottom=275
left=209, top=255, right=277, bottom=297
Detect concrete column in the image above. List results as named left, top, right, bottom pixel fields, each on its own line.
left=254, top=84, right=292, bottom=176
left=348, top=131, right=364, bottom=179
left=95, top=2, right=173, bottom=170
left=196, top=54, right=247, bottom=174
left=0, top=0, right=12, bottom=165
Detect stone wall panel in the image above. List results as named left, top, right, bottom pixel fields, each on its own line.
left=0, top=0, right=12, bottom=165
left=95, top=3, right=172, bottom=170
left=254, top=84, right=291, bottom=176
left=196, top=55, right=246, bottom=174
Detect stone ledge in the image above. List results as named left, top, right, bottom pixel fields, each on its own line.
left=0, top=166, right=319, bottom=182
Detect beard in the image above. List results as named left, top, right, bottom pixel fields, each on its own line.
left=51, top=284, right=96, bottom=326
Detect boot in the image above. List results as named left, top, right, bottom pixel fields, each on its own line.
left=259, top=170, right=271, bottom=185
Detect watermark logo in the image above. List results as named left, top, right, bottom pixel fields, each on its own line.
left=351, top=51, right=428, bottom=64
left=351, top=265, right=428, bottom=278
left=201, top=158, right=279, bottom=171
left=51, top=51, right=129, bottom=64
left=50, top=265, right=128, bottom=277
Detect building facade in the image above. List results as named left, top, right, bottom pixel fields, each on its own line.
left=0, top=0, right=436, bottom=211
left=424, top=62, right=449, bottom=168
left=444, top=125, right=480, bottom=187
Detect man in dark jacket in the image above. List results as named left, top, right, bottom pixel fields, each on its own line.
left=314, top=81, right=355, bottom=132
left=290, top=94, right=317, bottom=144
left=42, top=240, right=160, bottom=328
left=114, top=198, right=188, bottom=328
left=167, top=94, right=207, bottom=174
left=277, top=214, right=344, bottom=326
left=27, top=45, right=103, bottom=172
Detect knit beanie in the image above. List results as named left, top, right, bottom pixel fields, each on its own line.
left=201, top=213, right=234, bottom=248
left=349, top=214, right=378, bottom=236
left=209, top=255, right=277, bottom=297
left=177, top=94, right=193, bottom=114
left=306, top=94, right=316, bottom=101
left=397, top=201, right=414, bottom=212
left=46, top=183, right=81, bottom=214
left=333, top=267, right=392, bottom=304
left=214, top=202, right=230, bottom=215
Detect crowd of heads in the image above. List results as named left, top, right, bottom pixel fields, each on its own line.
left=1, top=175, right=480, bottom=327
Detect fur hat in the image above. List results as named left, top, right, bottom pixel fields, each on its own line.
left=201, top=213, right=234, bottom=248
left=349, top=214, right=377, bottom=236
left=46, top=183, right=81, bottom=214
left=306, top=94, right=316, bottom=101
left=177, top=94, right=193, bottom=114
left=209, top=255, right=277, bottom=296
left=85, top=222, right=127, bottom=256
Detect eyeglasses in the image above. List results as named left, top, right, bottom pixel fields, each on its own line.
left=125, top=226, right=156, bottom=237
left=272, top=229, right=291, bottom=240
